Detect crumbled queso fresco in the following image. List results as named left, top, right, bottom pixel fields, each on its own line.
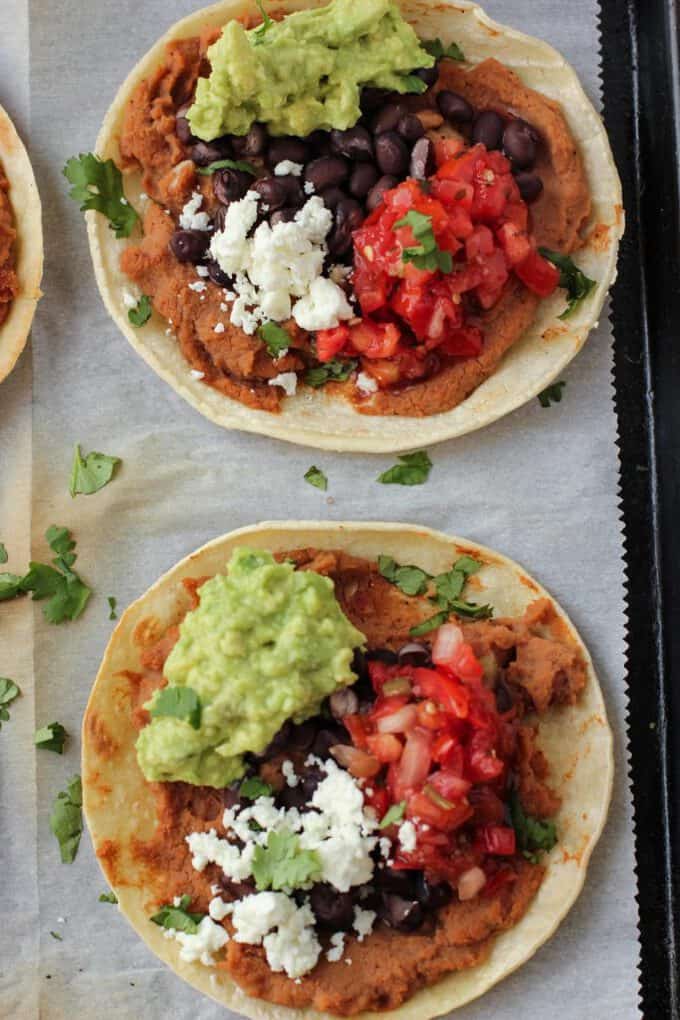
left=165, top=757, right=378, bottom=979
left=180, top=189, right=354, bottom=336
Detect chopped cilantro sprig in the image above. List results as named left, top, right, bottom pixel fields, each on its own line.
left=149, top=687, right=202, bottom=730
left=251, top=829, right=321, bottom=891
left=70, top=445, right=121, bottom=497
left=539, top=248, right=596, bottom=319
left=128, top=295, right=152, bottom=327
left=395, top=210, right=452, bottom=273
left=3, top=526, right=93, bottom=625
left=35, top=722, right=68, bottom=754
left=304, top=466, right=328, bottom=491
left=63, top=153, right=139, bottom=238
left=0, top=678, right=21, bottom=730
left=377, top=450, right=432, bottom=486
left=305, top=358, right=358, bottom=388
left=258, top=321, right=290, bottom=359
left=538, top=381, right=566, bottom=408
left=150, top=894, right=204, bottom=934
left=422, top=38, right=465, bottom=62
left=378, top=553, right=492, bottom=632
left=50, top=775, right=83, bottom=863
left=510, top=791, right=558, bottom=861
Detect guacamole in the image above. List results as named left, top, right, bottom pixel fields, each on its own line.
left=188, top=0, right=434, bottom=140
left=136, top=547, right=365, bottom=786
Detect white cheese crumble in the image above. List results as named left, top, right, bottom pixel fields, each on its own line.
left=188, top=280, right=207, bottom=293
left=281, top=759, right=300, bottom=787
left=304, top=181, right=316, bottom=195
left=209, top=193, right=353, bottom=336
left=165, top=916, right=229, bottom=966
left=190, top=369, right=205, bottom=380
left=326, top=932, right=346, bottom=963
left=268, top=372, right=298, bottom=397
left=179, top=190, right=211, bottom=231
left=214, top=322, right=226, bottom=334
left=231, top=892, right=321, bottom=979
left=274, top=160, right=304, bottom=177
left=196, top=265, right=209, bottom=277
left=353, top=906, right=377, bottom=942
left=398, top=820, right=417, bottom=853
left=356, top=372, right=378, bottom=396
left=122, top=288, right=139, bottom=310
left=208, top=896, right=234, bottom=922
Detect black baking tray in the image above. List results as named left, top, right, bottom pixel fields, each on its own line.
left=600, top=0, right=680, bottom=1015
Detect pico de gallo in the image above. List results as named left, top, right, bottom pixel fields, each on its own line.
left=331, top=621, right=551, bottom=901
left=315, top=141, right=561, bottom=390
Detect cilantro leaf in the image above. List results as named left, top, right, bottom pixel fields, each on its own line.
left=394, top=210, right=453, bottom=273
left=150, top=686, right=202, bottom=730
left=252, top=0, right=273, bottom=44
left=99, top=891, right=118, bottom=904
left=431, top=557, right=482, bottom=605
left=0, top=573, right=24, bottom=601
left=304, top=465, right=328, bottom=491
left=422, top=38, right=465, bottom=62
left=510, top=791, right=558, bottom=859
left=50, top=930, right=63, bottom=941
left=453, top=555, right=483, bottom=576
left=445, top=599, right=493, bottom=620
left=378, top=555, right=431, bottom=596
left=409, top=610, right=450, bottom=637
left=196, top=159, right=257, bottom=177
left=69, top=445, right=121, bottom=497
left=46, top=525, right=77, bottom=568
left=108, top=596, right=118, bottom=620
left=50, top=775, right=83, bottom=863
left=399, top=74, right=428, bottom=95
left=538, top=248, right=596, bottom=319
left=22, top=561, right=92, bottom=625
left=258, top=321, right=291, bottom=358
left=35, top=722, right=68, bottom=754
left=305, top=358, right=358, bottom=388
left=252, top=829, right=321, bottom=891
left=150, top=894, right=203, bottom=934
left=0, top=678, right=21, bottom=729
left=239, top=776, right=274, bottom=800
left=379, top=801, right=406, bottom=828
left=0, top=542, right=7, bottom=564
left=63, top=153, right=139, bottom=239
left=377, top=450, right=432, bottom=486
left=537, top=381, right=566, bottom=408
left=128, top=295, right=152, bottom=327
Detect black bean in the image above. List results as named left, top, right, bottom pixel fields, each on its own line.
left=398, top=641, right=431, bottom=667
left=372, top=103, right=406, bottom=135
left=300, top=764, right=325, bottom=799
left=410, top=137, right=435, bottom=180
left=330, top=126, right=374, bottom=162
left=397, top=114, right=425, bottom=143
left=437, top=90, right=474, bottom=125
left=502, top=118, right=539, bottom=169
left=471, top=110, right=505, bottom=150
left=213, top=168, right=252, bottom=205
left=349, top=163, right=380, bottom=199
left=212, top=205, right=229, bottom=233
left=231, top=123, right=268, bottom=158
left=514, top=171, right=543, bottom=203
left=415, top=65, right=439, bottom=89
left=366, top=174, right=398, bottom=212
left=206, top=259, right=234, bottom=288
left=270, top=207, right=298, bottom=226
left=287, top=720, right=317, bottom=751
left=328, top=198, right=364, bottom=256
left=365, top=647, right=399, bottom=665
left=169, top=229, right=210, bottom=263
left=190, top=140, right=230, bottom=167
left=304, top=155, right=350, bottom=191
left=279, top=174, right=305, bottom=208
left=267, top=136, right=310, bottom=168
left=329, top=688, right=360, bottom=720
left=310, top=885, right=355, bottom=929
left=318, top=186, right=347, bottom=210
left=251, top=175, right=290, bottom=211
left=379, top=893, right=425, bottom=931
left=307, top=129, right=334, bottom=156
left=375, top=131, right=410, bottom=176
left=221, top=877, right=255, bottom=898
left=175, top=103, right=196, bottom=145
left=376, top=867, right=416, bottom=896
left=361, top=86, right=391, bottom=112
left=312, top=726, right=348, bottom=759
left=414, top=874, right=453, bottom=911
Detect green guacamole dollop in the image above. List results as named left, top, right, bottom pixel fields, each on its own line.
left=187, top=0, right=434, bottom=140
left=136, top=547, right=365, bottom=787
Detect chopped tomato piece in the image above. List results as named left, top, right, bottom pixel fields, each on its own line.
left=439, top=325, right=483, bottom=357
left=416, top=699, right=448, bottom=730
left=364, top=784, right=390, bottom=821
left=465, top=225, right=495, bottom=261
left=343, top=714, right=370, bottom=751
left=366, top=733, right=404, bottom=763
left=316, top=325, right=350, bottom=363
left=483, top=865, right=517, bottom=897
left=496, top=222, right=532, bottom=266
left=469, top=786, right=507, bottom=825
left=330, top=744, right=381, bottom=779
left=348, top=319, right=401, bottom=360
left=375, top=704, right=418, bottom=734
left=474, top=824, right=517, bottom=856
left=428, top=768, right=472, bottom=800
left=466, top=729, right=505, bottom=782
left=433, top=136, right=465, bottom=166
left=413, top=668, right=470, bottom=718
left=432, top=733, right=466, bottom=771
left=407, top=788, right=473, bottom=832
left=514, top=249, right=561, bottom=297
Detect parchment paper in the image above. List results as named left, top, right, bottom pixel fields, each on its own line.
left=0, top=1, right=640, bottom=1016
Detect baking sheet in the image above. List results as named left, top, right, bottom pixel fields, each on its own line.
left=0, top=0, right=639, bottom=1016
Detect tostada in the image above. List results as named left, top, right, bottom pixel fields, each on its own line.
left=71, top=0, right=622, bottom=451
left=82, top=521, right=613, bottom=1017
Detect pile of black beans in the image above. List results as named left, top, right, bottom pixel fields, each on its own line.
left=169, top=65, right=544, bottom=286
left=170, top=73, right=544, bottom=290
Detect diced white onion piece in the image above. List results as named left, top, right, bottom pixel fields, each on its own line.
left=432, top=623, right=464, bottom=667
left=376, top=705, right=418, bottom=734
left=458, top=866, right=486, bottom=901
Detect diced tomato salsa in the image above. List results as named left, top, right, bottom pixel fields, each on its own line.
left=344, top=634, right=522, bottom=891
left=315, top=143, right=560, bottom=390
